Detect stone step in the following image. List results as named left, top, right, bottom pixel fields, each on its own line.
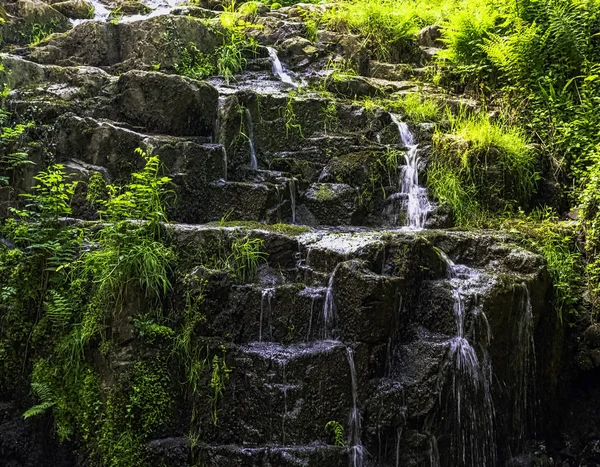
left=147, top=439, right=349, bottom=467
left=219, top=340, right=351, bottom=445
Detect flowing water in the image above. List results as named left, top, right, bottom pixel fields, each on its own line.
left=221, top=146, right=228, bottom=181
left=267, top=47, right=297, bottom=87
left=288, top=178, right=297, bottom=224
left=346, top=348, right=365, bottom=467
left=322, top=264, right=343, bottom=339
left=439, top=253, right=497, bottom=467
left=244, top=108, right=258, bottom=169
left=389, top=114, right=432, bottom=229
left=259, top=288, right=274, bottom=342
left=510, top=283, right=537, bottom=454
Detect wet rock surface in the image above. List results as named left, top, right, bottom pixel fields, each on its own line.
left=0, top=0, right=596, bottom=466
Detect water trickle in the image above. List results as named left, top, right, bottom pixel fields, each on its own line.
left=390, top=114, right=432, bottom=229
left=346, top=348, right=365, bottom=467
left=439, top=252, right=497, bottom=467
left=510, top=283, right=536, bottom=452
left=260, top=288, right=274, bottom=342
left=289, top=178, right=297, bottom=224
left=299, top=286, right=326, bottom=341
left=221, top=146, right=228, bottom=181
left=267, top=47, right=297, bottom=87
left=244, top=108, right=258, bottom=169
left=395, top=428, right=402, bottom=467
left=282, top=360, right=288, bottom=444
left=322, top=265, right=342, bottom=339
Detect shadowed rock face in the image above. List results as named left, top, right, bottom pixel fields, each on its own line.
left=0, top=1, right=586, bottom=466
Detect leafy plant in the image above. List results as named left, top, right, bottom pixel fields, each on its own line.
left=175, top=43, right=215, bottom=80
left=227, top=234, right=267, bottom=282
left=325, top=420, right=345, bottom=446
left=280, top=93, right=303, bottom=139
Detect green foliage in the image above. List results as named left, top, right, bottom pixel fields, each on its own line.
left=580, top=148, right=600, bottom=317
left=28, top=23, right=58, bottom=46
left=280, top=93, right=303, bottom=139
left=216, top=2, right=260, bottom=83
left=323, top=0, right=421, bottom=60
left=18, top=165, right=78, bottom=223
left=13, top=150, right=177, bottom=466
left=175, top=42, right=215, bottom=79
left=502, top=208, right=582, bottom=322
left=429, top=109, right=538, bottom=225
left=175, top=42, right=216, bottom=79
left=325, top=420, right=345, bottom=446
left=228, top=234, right=267, bottom=282
left=209, top=350, right=231, bottom=425
left=396, top=93, right=441, bottom=122
left=321, top=101, right=340, bottom=133
left=438, top=0, right=600, bottom=202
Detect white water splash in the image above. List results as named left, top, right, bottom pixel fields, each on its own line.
left=267, top=47, right=297, bottom=87
left=440, top=252, right=497, bottom=467
left=259, top=288, right=274, bottom=342
left=244, top=108, right=258, bottom=169
left=390, top=114, right=432, bottom=229
left=221, top=146, right=228, bottom=181
left=346, top=348, right=365, bottom=467
left=322, top=265, right=343, bottom=339
left=288, top=178, right=297, bottom=224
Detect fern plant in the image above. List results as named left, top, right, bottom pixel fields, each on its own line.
left=23, top=382, right=56, bottom=418
left=325, top=420, right=345, bottom=446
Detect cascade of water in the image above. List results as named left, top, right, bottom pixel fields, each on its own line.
left=510, top=283, right=536, bottom=453
left=395, top=428, right=402, bottom=467
left=389, top=114, right=432, bottom=229
left=439, top=252, right=497, bottom=467
left=221, top=146, right=228, bottom=181
left=288, top=178, right=297, bottom=224
left=266, top=47, right=297, bottom=87
left=299, top=286, right=326, bottom=341
left=322, top=265, right=342, bottom=339
left=244, top=108, right=258, bottom=169
left=346, top=348, right=365, bottom=467
left=260, top=288, right=274, bottom=342
left=282, top=360, right=288, bottom=444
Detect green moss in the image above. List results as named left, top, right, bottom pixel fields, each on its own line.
left=315, top=184, right=335, bottom=201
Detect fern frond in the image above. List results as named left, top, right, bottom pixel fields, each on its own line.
left=23, top=401, right=55, bottom=419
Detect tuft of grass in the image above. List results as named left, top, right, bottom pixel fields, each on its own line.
left=397, top=93, right=441, bottom=122
left=429, top=108, right=538, bottom=224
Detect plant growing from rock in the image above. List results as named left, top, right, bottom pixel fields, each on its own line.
left=325, top=420, right=345, bottom=446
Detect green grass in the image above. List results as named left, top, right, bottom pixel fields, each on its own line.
left=429, top=109, right=538, bottom=224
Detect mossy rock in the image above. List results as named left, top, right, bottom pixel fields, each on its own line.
left=50, top=0, right=95, bottom=20
left=0, top=0, right=71, bottom=46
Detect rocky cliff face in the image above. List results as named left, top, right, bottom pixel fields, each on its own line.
left=0, top=0, right=592, bottom=466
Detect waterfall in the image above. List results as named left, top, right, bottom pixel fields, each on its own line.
left=259, top=288, right=273, bottom=342
left=267, top=47, right=297, bottom=87
left=510, top=283, right=536, bottom=453
left=322, top=265, right=342, bottom=339
left=439, top=252, right=497, bottom=467
left=346, top=348, right=365, bottom=467
left=221, top=146, right=228, bottom=181
left=288, top=178, right=297, bottom=224
left=299, top=286, right=327, bottom=341
left=244, top=108, right=258, bottom=169
left=390, top=114, right=432, bottom=229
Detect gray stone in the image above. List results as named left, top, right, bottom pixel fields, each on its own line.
left=115, top=70, right=219, bottom=137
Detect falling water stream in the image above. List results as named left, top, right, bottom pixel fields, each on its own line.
left=244, top=108, right=258, bottom=169
left=389, top=114, right=432, bottom=229
left=439, top=252, right=497, bottom=467
left=259, top=288, right=274, bottom=342
left=267, top=47, right=297, bottom=87
left=347, top=348, right=365, bottom=467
